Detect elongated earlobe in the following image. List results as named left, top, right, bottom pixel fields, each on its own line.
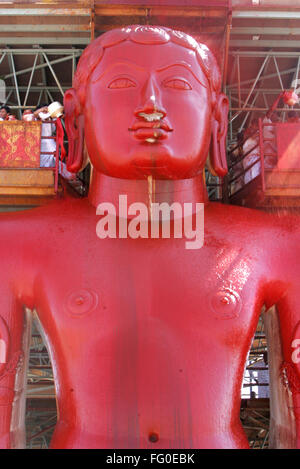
left=64, top=89, right=85, bottom=172
left=209, top=94, right=229, bottom=177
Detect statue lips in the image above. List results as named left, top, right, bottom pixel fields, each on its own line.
left=129, top=119, right=174, bottom=175
left=129, top=120, right=173, bottom=143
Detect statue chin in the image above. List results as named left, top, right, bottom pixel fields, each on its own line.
left=86, top=139, right=208, bottom=181
left=129, top=146, right=203, bottom=180
left=89, top=156, right=205, bottom=181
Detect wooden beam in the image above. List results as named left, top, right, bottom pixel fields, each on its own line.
left=0, top=25, right=91, bottom=32
left=230, top=39, right=300, bottom=48
left=231, top=27, right=300, bottom=36
left=95, top=5, right=228, bottom=17
left=94, top=24, right=225, bottom=33
left=0, top=37, right=90, bottom=45
left=233, top=11, right=300, bottom=19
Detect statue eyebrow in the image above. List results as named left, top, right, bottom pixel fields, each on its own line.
left=91, top=60, right=146, bottom=82
left=156, top=62, right=208, bottom=88
left=92, top=60, right=208, bottom=89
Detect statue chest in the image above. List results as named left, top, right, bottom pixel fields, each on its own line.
left=37, top=237, right=261, bottom=360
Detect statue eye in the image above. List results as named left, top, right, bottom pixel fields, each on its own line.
left=163, top=78, right=192, bottom=90
left=108, top=78, right=136, bottom=89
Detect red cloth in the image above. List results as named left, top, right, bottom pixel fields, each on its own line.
left=0, top=121, right=41, bottom=168
left=276, top=122, right=300, bottom=170
left=55, top=117, right=66, bottom=162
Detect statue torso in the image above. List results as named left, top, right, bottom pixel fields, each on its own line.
left=24, top=200, right=272, bottom=449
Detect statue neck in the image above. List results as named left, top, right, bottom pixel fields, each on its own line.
left=88, top=170, right=208, bottom=210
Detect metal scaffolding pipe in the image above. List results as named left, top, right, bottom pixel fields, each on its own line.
left=227, top=66, right=297, bottom=90
left=5, top=87, right=69, bottom=92
left=273, top=56, right=284, bottom=91
left=23, top=54, right=38, bottom=107
left=0, top=37, right=89, bottom=45
left=231, top=51, right=300, bottom=57
left=3, top=54, right=81, bottom=80
left=8, top=52, right=21, bottom=109
left=293, top=57, right=300, bottom=91
left=231, top=55, right=270, bottom=122
left=42, top=52, right=64, bottom=97
left=0, top=8, right=90, bottom=16
left=0, top=25, right=90, bottom=33
left=0, top=49, right=83, bottom=55
left=0, top=52, right=6, bottom=67
left=230, top=107, right=300, bottom=112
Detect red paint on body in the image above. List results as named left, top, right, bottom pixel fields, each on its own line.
left=0, top=26, right=299, bottom=449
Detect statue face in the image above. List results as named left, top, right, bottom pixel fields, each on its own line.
left=84, top=40, right=213, bottom=179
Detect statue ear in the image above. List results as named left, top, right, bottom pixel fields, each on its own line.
left=64, top=88, right=85, bottom=173
left=208, top=93, right=229, bottom=177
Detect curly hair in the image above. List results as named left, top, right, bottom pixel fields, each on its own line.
left=72, top=25, right=221, bottom=110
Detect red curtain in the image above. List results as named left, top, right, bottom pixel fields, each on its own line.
left=0, top=121, right=42, bottom=168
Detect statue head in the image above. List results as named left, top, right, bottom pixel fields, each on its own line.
left=64, top=25, right=229, bottom=179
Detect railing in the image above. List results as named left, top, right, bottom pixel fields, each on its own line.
left=39, top=120, right=60, bottom=194
left=226, top=118, right=278, bottom=200
left=205, top=170, right=223, bottom=202
left=227, top=128, right=260, bottom=196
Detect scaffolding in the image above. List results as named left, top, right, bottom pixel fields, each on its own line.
left=0, top=48, right=83, bottom=117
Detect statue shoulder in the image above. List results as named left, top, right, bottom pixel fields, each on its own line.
left=205, top=203, right=300, bottom=303
left=204, top=202, right=300, bottom=267
left=0, top=198, right=90, bottom=248
left=205, top=202, right=277, bottom=244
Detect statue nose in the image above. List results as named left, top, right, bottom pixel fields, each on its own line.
left=134, top=75, right=166, bottom=118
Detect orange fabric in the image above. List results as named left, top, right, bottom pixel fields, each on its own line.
left=0, top=121, right=41, bottom=168
left=276, top=122, right=300, bottom=170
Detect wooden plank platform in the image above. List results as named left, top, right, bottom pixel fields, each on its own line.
left=0, top=169, right=61, bottom=206
left=229, top=170, right=300, bottom=209
left=0, top=168, right=54, bottom=187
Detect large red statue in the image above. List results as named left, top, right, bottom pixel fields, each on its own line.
left=0, top=26, right=300, bottom=449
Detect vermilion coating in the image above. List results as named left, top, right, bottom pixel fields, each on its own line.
left=0, top=26, right=299, bottom=449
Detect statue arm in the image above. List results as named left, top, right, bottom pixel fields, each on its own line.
left=276, top=286, right=300, bottom=448
left=0, top=292, right=28, bottom=449
left=0, top=210, right=41, bottom=448
left=0, top=232, right=34, bottom=448
left=271, top=219, right=300, bottom=448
